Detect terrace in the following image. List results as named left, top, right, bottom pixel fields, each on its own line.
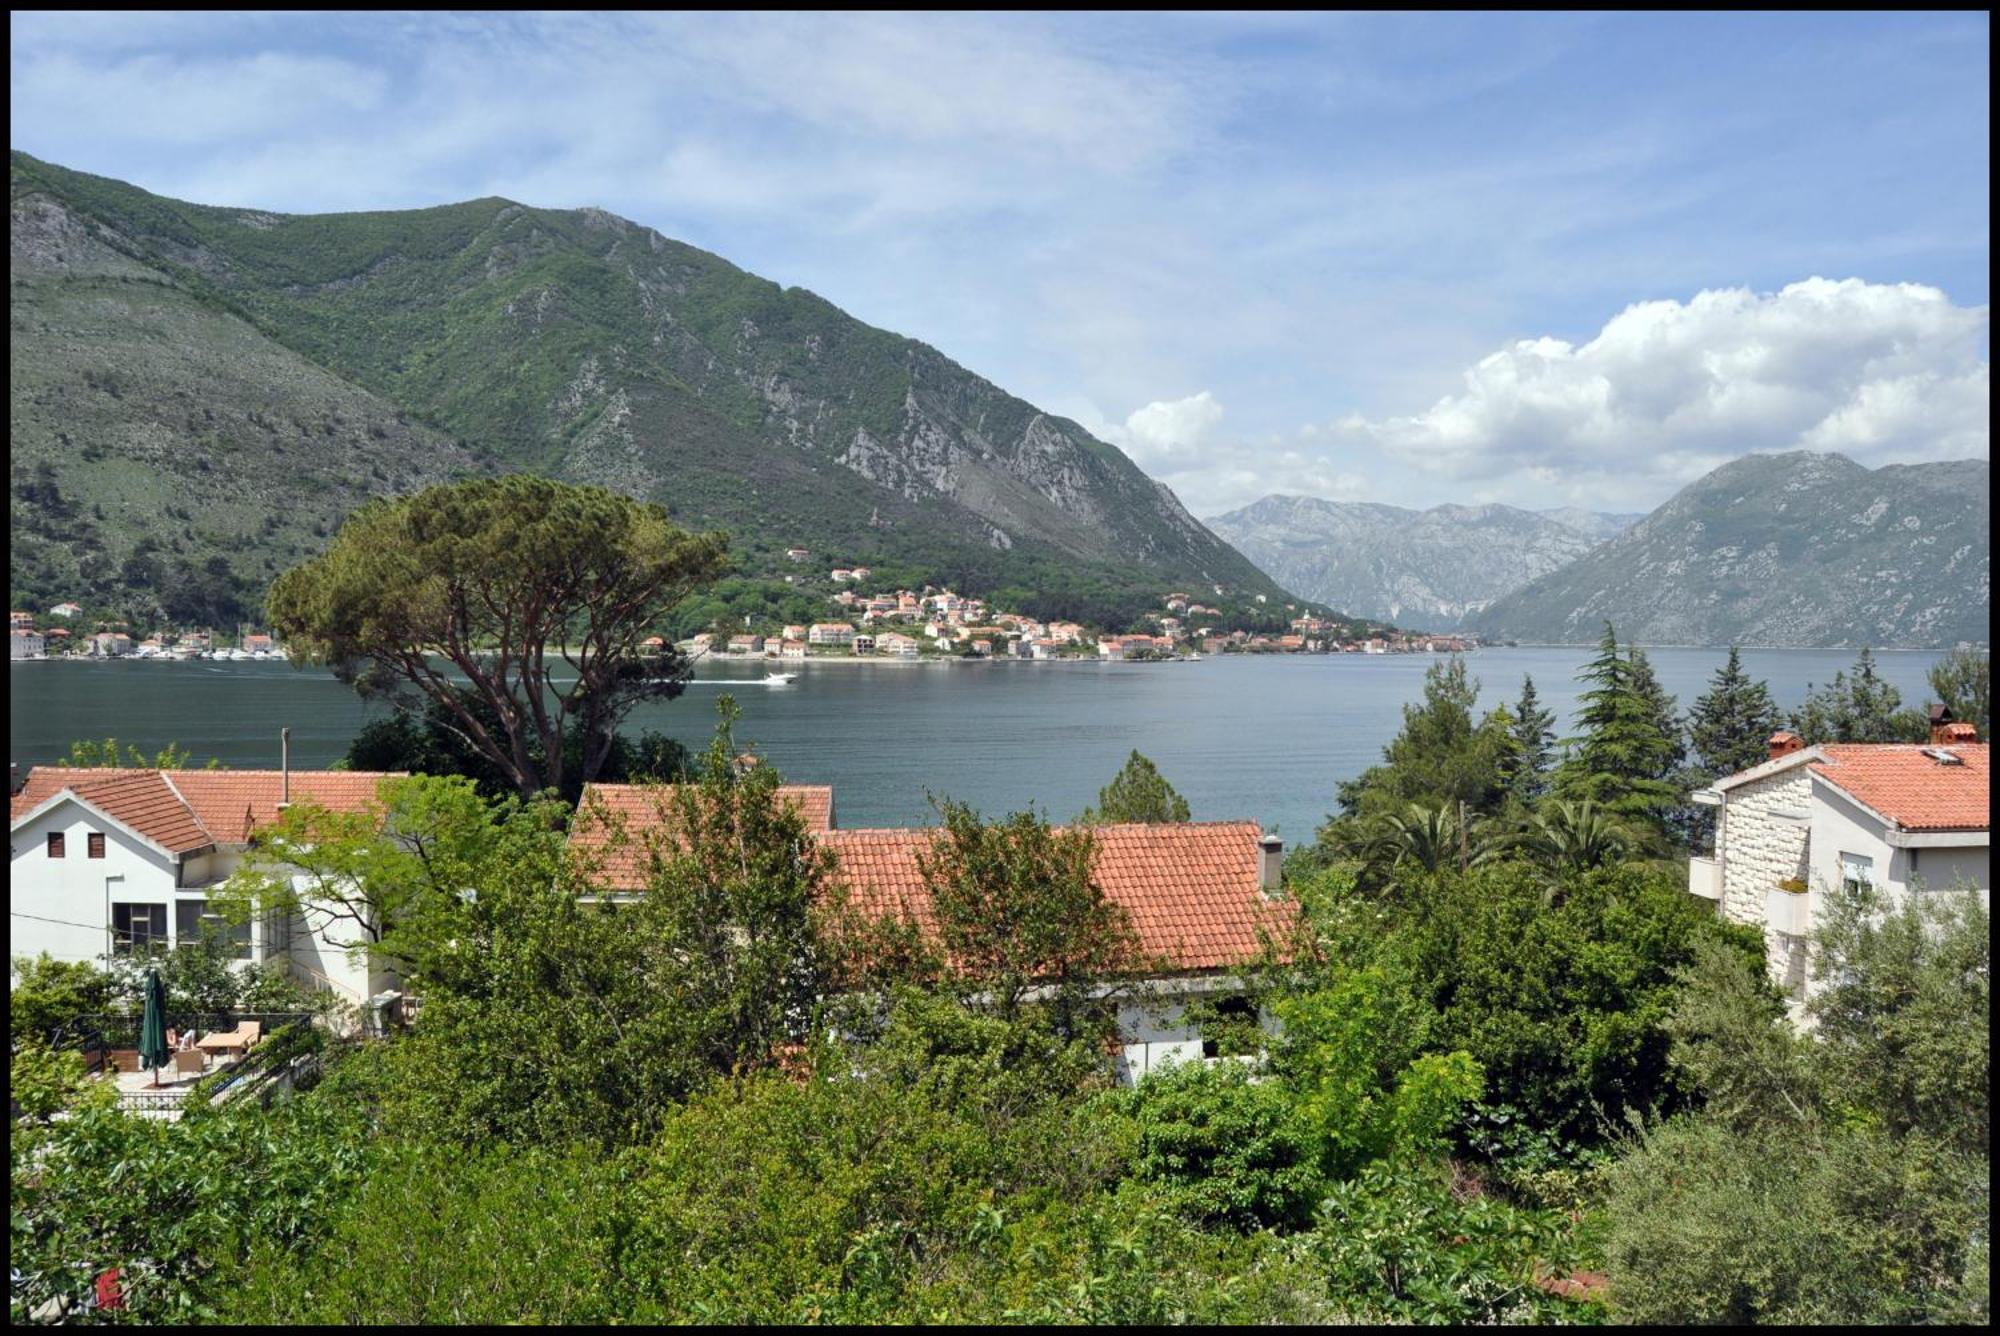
left=39, top=1012, right=321, bottom=1120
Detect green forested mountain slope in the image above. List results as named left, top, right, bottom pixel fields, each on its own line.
left=9, top=152, right=1292, bottom=625
left=1469, top=452, right=1990, bottom=648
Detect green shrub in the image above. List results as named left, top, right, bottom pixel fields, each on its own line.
left=1115, top=1061, right=1323, bottom=1231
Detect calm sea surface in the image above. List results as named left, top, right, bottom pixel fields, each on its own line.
left=8, top=648, right=1949, bottom=841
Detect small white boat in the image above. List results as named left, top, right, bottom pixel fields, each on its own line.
left=763, top=672, right=795, bottom=686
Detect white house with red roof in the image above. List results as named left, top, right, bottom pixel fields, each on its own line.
left=569, top=782, right=1295, bottom=1084
left=1691, top=716, right=1989, bottom=995
left=10, top=766, right=404, bottom=1006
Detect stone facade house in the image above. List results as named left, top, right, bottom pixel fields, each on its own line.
left=1691, top=723, right=1989, bottom=996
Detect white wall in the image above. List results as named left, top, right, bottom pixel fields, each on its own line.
left=10, top=802, right=179, bottom=966
left=1715, top=766, right=1815, bottom=988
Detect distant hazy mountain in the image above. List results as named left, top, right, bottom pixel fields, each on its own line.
left=1471, top=452, right=1990, bottom=648
left=9, top=152, right=1288, bottom=623
left=1204, top=495, right=1623, bottom=628
left=1537, top=507, right=1645, bottom=541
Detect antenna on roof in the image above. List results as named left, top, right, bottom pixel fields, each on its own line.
left=279, top=727, right=292, bottom=808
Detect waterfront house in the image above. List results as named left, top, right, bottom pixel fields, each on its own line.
left=852, top=634, right=877, bottom=654
left=779, top=638, right=808, bottom=658
left=878, top=633, right=920, bottom=657
left=242, top=634, right=275, bottom=654
left=727, top=634, right=766, bottom=656
left=783, top=624, right=808, bottom=642
left=9, top=766, right=405, bottom=1005
left=12, top=628, right=46, bottom=659
left=809, top=622, right=857, bottom=647
left=1690, top=719, right=1989, bottom=998
left=10, top=611, right=35, bottom=629
left=569, top=783, right=1295, bottom=1084
left=91, top=631, right=133, bottom=658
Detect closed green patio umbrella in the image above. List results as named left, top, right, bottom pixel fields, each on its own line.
left=139, top=967, right=170, bottom=1087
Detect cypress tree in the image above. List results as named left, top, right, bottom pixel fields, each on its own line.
left=1552, top=623, right=1680, bottom=825
left=1510, top=674, right=1557, bottom=800
left=1688, top=648, right=1780, bottom=779
left=1082, top=750, right=1192, bottom=824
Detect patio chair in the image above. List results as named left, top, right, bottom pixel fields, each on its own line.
left=171, top=1048, right=206, bottom=1078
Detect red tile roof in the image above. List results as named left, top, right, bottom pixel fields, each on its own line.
left=824, top=821, right=1294, bottom=974
left=11, top=768, right=402, bottom=851
left=571, top=783, right=835, bottom=889
left=1811, top=744, right=1990, bottom=831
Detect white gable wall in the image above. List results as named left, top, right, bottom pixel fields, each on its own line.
left=10, top=801, right=178, bottom=965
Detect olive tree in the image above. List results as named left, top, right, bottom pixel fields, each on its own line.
left=268, top=477, right=728, bottom=800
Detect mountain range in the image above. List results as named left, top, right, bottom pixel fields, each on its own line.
left=1203, top=497, right=1639, bottom=628
left=1469, top=451, right=1990, bottom=648
left=8, top=153, right=1292, bottom=629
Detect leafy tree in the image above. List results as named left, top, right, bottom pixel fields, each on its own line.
left=346, top=686, right=691, bottom=802
left=1788, top=647, right=1928, bottom=745
left=8, top=953, right=116, bottom=1040
left=1116, top=1061, right=1323, bottom=1231
left=624, top=697, right=842, bottom=1086
left=1323, top=658, right=1517, bottom=861
left=1551, top=624, right=1681, bottom=826
left=1926, top=646, right=1989, bottom=739
left=10, top=1098, right=375, bottom=1322
left=1079, top=750, right=1191, bottom=824
left=268, top=476, right=729, bottom=800
left=1508, top=674, right=1557, bottom=801
left=1603, top=881, right=1989, bottom=1324
left=61, top=737, right=218, bottom=770
left=1686, top=647, right=1780, bottom=779
left=915, top=797, right=1143, bottom=1038
left=1330, top=860, right=1762, bottom=1148
left=214, top=775, right=492, bottom=972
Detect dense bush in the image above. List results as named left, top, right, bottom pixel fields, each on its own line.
left=1114, top=1060, right=1322, bottom=1231
left=1603, top=883, right=1989, bottom=1324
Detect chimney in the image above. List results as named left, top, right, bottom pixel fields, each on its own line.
left=1940, top=721, right=1979, bottom=745
left=1920, top=704, right=1952, bottom=748
left=278, top=727, right=291, bottom=809
left=1257, top=832, right=1283, bottom=895
left=1767, top=730, right=1804, bottom=762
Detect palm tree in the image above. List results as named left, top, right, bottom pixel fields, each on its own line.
left=1516, top=799, right=1648, bottom=900
left=1351, top=801, right=1502, bottom=895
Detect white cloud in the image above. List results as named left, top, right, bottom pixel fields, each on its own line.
left=1336, top=277, right=1989, bottom=506
left=1112, top=391, right=1227, bottom=466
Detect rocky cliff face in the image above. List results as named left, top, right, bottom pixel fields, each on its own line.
left=1204, top=495, right=1617, bottom=627
left=1470, top=452, right=1990, bottom=647
left=9, top=151, right=1284, bottom=617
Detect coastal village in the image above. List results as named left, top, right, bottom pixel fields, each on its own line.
left=671, top=552, right=1474, bottom=663
left=12, top=560, right=1475, bottom=663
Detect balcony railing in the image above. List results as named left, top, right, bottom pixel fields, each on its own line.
left=1687, top=856, right=1722, bottom=900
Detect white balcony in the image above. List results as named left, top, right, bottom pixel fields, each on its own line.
left=1687, top=856, right=1722, bottom=900
left=1765, top=884, right=1810, bottom=936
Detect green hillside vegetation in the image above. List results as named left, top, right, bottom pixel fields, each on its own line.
left=10, top=152, right=1305, bottom=630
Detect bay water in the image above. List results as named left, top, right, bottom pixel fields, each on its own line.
left=8, top=648, right=1949, bottom=841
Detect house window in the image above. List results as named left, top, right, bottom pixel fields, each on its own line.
left=47, top=832, right=64, bottom=858
left=111, top=903, right=167, bottom=955
left=1840, top=852, right=1875, bottom=893
left=175, top=900, right=253, bottom=960
left=88, top=831, right=106, bottom=859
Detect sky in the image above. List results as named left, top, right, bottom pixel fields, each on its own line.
left=10, top=11, right=1991, bottom=517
